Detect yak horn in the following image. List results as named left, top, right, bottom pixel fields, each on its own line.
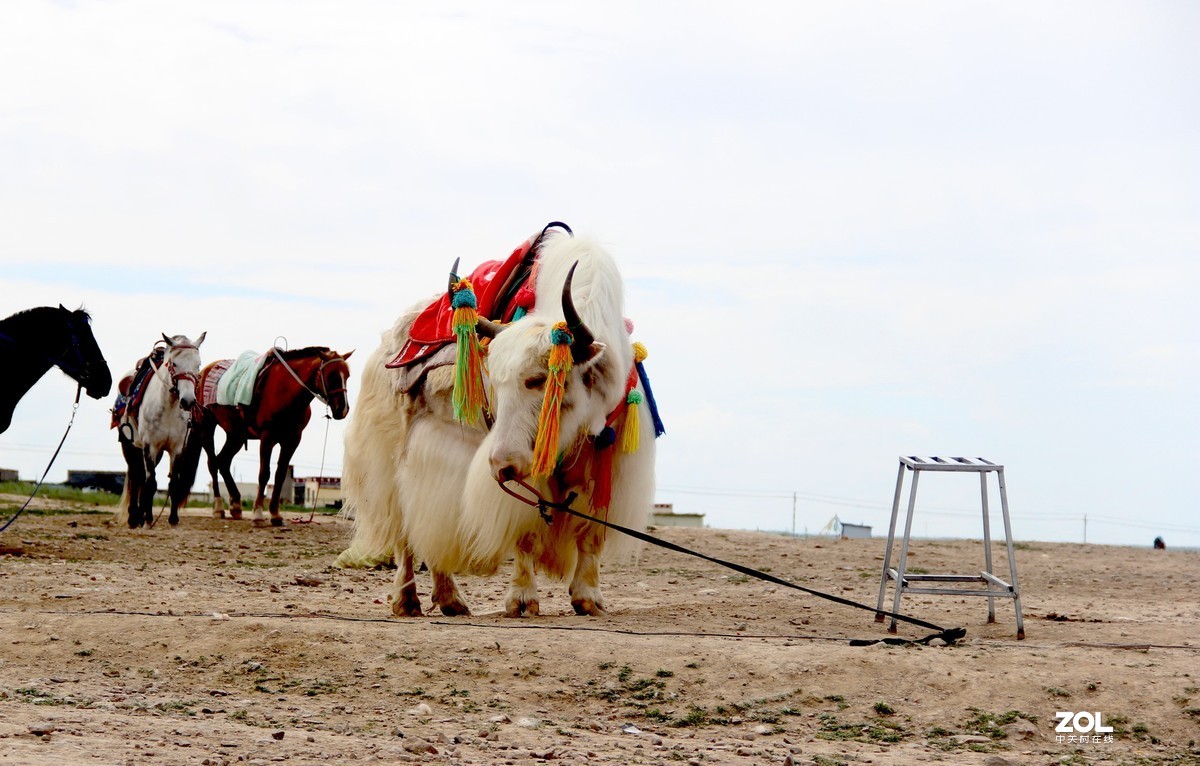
left=561, top=262, right=595, bottom=362
left=447, top=257, right=461, bottom=299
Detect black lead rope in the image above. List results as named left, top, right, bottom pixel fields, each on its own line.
left=0, top=384, right=82, bottom=535
left=498, top=478, right=966, bottom=647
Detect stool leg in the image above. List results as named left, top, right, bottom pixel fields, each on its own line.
left=980, top=471, right=995, bottom=624
left=889, top=469, right=920, bottom=633
left=998, top=468, right=1025, bottom=639
left=876, top=461, right=907, bottom=622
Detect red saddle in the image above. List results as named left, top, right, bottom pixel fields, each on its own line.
left=386, top=232, right=541, bottom=369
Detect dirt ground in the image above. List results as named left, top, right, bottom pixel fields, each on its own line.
left=0, top=499, right=1197, bottom=766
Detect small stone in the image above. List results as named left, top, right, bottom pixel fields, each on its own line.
left=516, top=717, right=540, bottom=728
left=28, top=723, right=56, bottom=736
left=735, top=747, right=753, bottom=756
left=984, top=757, right=1014, bottom=766
left=271, top=731, right=284, bottom=740
left=927, top=638, right=947, bottom=647
left=753, top=724, right=772, bottom=735
left=488, top=714, right=511, bottom=724
left=411, top=702, right=432, bottom=716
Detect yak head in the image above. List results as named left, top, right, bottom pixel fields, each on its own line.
left=481, top=264, right=620, bottom=483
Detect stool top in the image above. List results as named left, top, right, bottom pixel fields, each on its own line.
left=900, top=456, right=1003, bottom=472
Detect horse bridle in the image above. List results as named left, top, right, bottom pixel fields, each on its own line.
left=152, top=343, right=201, bottom=399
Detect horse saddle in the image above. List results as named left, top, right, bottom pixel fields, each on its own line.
left=111, top=347, right=165, bottom=429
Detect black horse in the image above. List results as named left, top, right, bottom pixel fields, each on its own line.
left=0, top=305, right=112, bottom=434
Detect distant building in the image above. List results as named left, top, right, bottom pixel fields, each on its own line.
left=65, top=469, right=125, bottom=494
left=295, top=476, right=343, bottom=509
left=0, top=468, right=19, bottom=483
left=840, top=522, right=872, bottom=539
left=649, top=502, right=705, bottom=528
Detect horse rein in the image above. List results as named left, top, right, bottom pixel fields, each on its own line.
left=0, top=384, right=82, bottom=535
left=269, top=347, right=349, bottom=408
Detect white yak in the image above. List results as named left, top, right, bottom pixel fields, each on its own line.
left=341, top=228, right=656, bottom=617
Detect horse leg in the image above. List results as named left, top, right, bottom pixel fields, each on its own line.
left=202, top=418, right=225, bottom=518
left=215, top=431, right=245, bottom=519
left=251, top=439, right=274, bottom=525
left=167, top=425, right=202, bottom=527
left=390, top=543, right=423, bottom=618
left=140, top=447, right=160, bottom=527
left=121, top=437, right=146, bottom=529
left=432, top=569, right=471, bottom=617
left=569, top=524, right=608, bottom=616
left=504, top=531, right=541, bottom=618
left=267, top=437, right=299, bottom=527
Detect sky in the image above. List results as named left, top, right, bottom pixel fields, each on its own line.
left=2, top=1, right=1197, bottom=547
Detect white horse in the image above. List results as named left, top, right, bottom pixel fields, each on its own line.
left=342, top=229, right=656, bottom=617
left=115, top=333, right=206, bottom=528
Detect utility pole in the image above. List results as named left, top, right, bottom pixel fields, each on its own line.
left=791, top=492, right=797, bottom=537
left=1083, top=514, right=1087, bottom=544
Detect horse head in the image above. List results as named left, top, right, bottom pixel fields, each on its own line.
left=160, top=332, right=206, bottom=410
left=316, top=349, right=354, bottom=420
left=57, top=305, right=112, bottom=399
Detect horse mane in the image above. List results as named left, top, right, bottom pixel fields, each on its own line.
left=274, top=345, right=332, bottom=360
left=0, top=306, right=90, bottom=341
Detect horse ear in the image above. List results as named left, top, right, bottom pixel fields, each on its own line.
left=161, top=333, right=174, bottom=347
left=195, top=332, right=207, bottom=347
left=58, top=304, right=68, bottom=312
left=342, top=349, right=354, bottom=361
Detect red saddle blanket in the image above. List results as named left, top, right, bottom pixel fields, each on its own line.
left=197, top=359, right=235, bottom=409
left=386, top=233, right=539, bottom=369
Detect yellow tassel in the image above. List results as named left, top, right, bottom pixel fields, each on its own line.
left=621, top=390, right=643, bottom=453
left=451, top=279, right=486, bottom=427
left=632, top=341, right=648, bottom=364
left=531, top=322, right=573, bottom=478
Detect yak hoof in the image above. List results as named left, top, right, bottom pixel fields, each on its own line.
left=572, top=598, right=607, bottom=617
left=505, top=599, right=539, bottom=618
left=391, top=597, right=423, bottom=618
left=438, top=600, right=471, bottom=617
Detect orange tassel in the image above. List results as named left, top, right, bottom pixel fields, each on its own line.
left=530, top=322, right=573, bottom=478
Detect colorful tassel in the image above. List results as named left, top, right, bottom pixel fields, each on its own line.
left=451, top=278, right=486, bottom=427
left=633, top=342, right=665, bottom=438
left=531, top=322, right=573, bottom=478
left=621, top=390, right=643, bottom=453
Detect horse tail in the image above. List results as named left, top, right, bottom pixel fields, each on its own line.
left=114, top=477, right=130, bottom=524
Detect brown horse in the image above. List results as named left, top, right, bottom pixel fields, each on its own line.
left=197, top=347, right=352, bottom=526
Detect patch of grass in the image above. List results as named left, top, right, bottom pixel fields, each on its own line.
left=75, top=649, right=94, bottom=657
left=874, top=701, right=895, bottom=716
left=1046, top=686, right=1071, bottom=698
left=655, top=669, right=674, bottom=678
left=154, top=700, right=197, bottom=716
left=962, top=708, right=1038, bottom=740
left=15, top=687, right=63, bottom=706
left=0, top=481, right=119, bottom=509
left=815, top=713, right=906, bottom=744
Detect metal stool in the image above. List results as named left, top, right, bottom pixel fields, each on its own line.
left=875, top=456, right=1025, bottom=639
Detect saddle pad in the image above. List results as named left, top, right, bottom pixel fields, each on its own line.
left=197, top=358, right=234, bottom=409
left=387, top=232, right=539, bottom=369
left=216, top=351, right=266, bottom=407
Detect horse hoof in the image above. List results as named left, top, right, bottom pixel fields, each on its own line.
left=212, top=509, right=225, bottom=519
left=168, top=516, right=180, bottom=527
left=270, top=517, right=284, bottom=527
left=229, top=511, right=242, bottom=520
